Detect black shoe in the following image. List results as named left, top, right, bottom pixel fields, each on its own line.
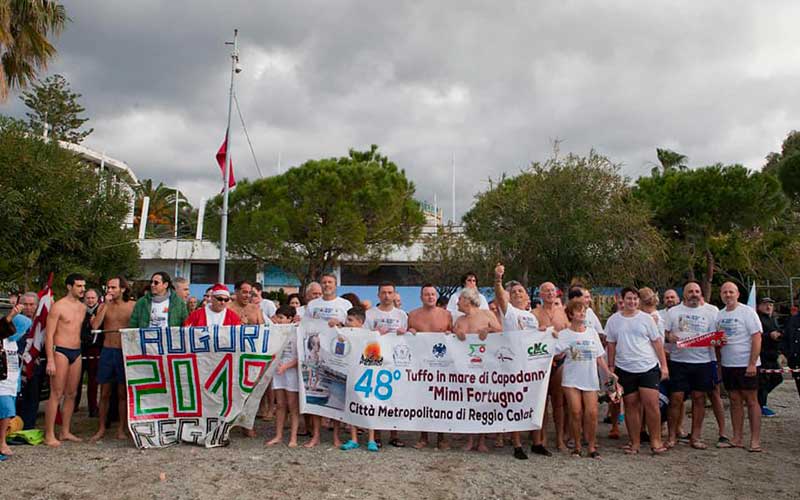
left=513, top=447, right=529, bottom=460
left=530, top=444, right=552, bottom=457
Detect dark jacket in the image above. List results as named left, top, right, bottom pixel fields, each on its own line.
left=757, top=311, right=782, bottom=364
left=783, top=313, right=800, bottom=366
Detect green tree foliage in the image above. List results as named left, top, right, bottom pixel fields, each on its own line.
left=206, top=145, right=426, bottom=287
left=414, top=224, right=492, bottom=300
left=463, top=150, right=665, bottom=288
left=0, top=1, right=67, bottom=100
left=634, top=163, right=787, bottom=299
left=134, top=179, right=194, bottom=238
left=0, top=116, right=139, bottom=290
left=21, top=73, right=92, bottom=143
left=656, top=148, right=688, bottom=172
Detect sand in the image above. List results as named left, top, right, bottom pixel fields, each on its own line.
left=3, top=382, right=799, bottom=500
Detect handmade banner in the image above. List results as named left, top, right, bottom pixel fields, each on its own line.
left=121, top=324, right=292, bottom=448
left=298, top=321, right=555, bottom=433
left=677, top=330, right=725, bottom=349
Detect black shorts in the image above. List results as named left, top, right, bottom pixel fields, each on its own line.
left=615, top=365, right=660, bottom=396
left=722, top=366, right=758, bottom=391
left=668, top=361, right=714, bottom=394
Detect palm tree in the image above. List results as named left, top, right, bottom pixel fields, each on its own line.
left=0, top=0, right=68, bottom=101
left=656, top=148, right=688, bottom=172
left=134, top=179, right=195, bottom=238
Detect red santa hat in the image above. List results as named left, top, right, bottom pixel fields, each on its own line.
left=210, top=283, right=231, bottom=298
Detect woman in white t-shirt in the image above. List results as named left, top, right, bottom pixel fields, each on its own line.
left=265, top=305, right=301, bottom=448
left=554, top=299, right=617, bottom=458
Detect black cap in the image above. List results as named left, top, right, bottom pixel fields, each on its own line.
left=759, top=297, right=775, bottom=304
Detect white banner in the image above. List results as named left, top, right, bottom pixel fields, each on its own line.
left=121, top=324, right=291, bottom=448
left=298, top=320, right=555, bottom=433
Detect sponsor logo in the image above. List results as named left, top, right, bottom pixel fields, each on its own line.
left=392, top=344, right=412, bottom=366
left=360, top=342, right=384, bottom=366
left=330, top=336, right=351, bottom=358
left=468, top=343, right=486, bottom=364
left=527, top=343, right=549, bottom=357
left=432, top=343, right=447, bottom=359
left=495, top=346, right=514, bottom=362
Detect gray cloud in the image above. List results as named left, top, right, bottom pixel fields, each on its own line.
left=6, top=1, right=800, bottom=216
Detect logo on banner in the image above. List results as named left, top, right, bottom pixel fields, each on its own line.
left=331, top=336, right=351, bottom=358
left=527, top=343, right=549, bottom=358
left=432, top=343, right=447, bottom=359
left=392, top=344, right=412, bottom=366
left=360, top=342, right=384, bottom=366
left=495, top=346, right=514, bottom=362
left=468, top=343, right=486, bottom=364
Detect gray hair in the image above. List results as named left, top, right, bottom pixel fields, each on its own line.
left=174, top=277, right=189, bottom=286
left=460, top=287, right=481, bottom=308
left=21, top=292, right=38, bottom=305
left=504, top=280, right=524, bottom=293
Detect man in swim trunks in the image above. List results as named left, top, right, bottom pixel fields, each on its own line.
left=90, top=276, right=135, bottom=441
left=44, top=273, right=88, bottom=447
left=408, top=284, right=453, bottom=450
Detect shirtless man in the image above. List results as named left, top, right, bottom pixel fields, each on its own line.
left=408, top=284, right=453, bottom=450
left=90, top=276, right=135, bottom=441
left=454, top=287, right=502, bottom=453
left=230, top=280, right=266, bottom=325
left=44, top=273, right=88, bottom=447
left=533, top=281, right=569, bottom=452
left=228, top=280, right=265, bottom=437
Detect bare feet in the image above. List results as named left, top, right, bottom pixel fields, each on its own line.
left=437, top=439, right=450, bottom=451
left=59, top=432, right=83, bottom=443
left=414, top=440, right=429, bottom=449
left=116, top=429, right=128, bottom=440
left=89, top=430, right=106, bottom=442
left=0, top=445, right=13, bottom=456
left=45, top=437, right=62, bottom=447
left=333, top=438, right=343, bottom=448
left=477, top=442, right=490, bottom=453
left=303, top=437, right=320, bottom=448
left=265, top=436, right=282, bottom=446
left=288, top=440, right=298, bottom=448
left=462, top=438, right=475, bottom=452
left=494, top=435, right=505, bottom=448
left=242, top=428, right=257, bottom=438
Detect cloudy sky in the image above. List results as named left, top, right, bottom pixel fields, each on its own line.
left=6, top=1, right=800, bottom=218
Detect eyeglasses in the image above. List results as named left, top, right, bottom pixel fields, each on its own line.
left=151, top=280, right=163, bottom=285
left=214, top=296, right=230, bottom=303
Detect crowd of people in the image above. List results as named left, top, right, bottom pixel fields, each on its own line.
left=2, top=267, right=799, bottom=463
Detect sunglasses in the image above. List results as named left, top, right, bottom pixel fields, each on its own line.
left=214, top=296, right=230, bottom=303
left=151, top=280, right=163, bottom=285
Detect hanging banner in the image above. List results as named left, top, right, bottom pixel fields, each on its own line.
left=298, top=320, right=555, bottom=433
left=121, top=324, right=292, bottom=449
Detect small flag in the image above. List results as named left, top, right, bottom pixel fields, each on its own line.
left=216, top=135, right=236, bottom=188
left=22, top=273, right=54, bottom=382
left=747, top=282, right=756, bottom=310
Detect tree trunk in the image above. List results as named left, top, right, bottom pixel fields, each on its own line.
left=702, top=249, right=715, bottom=302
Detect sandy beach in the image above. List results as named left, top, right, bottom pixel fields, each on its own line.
left=3, top=382, right=799, bottom=500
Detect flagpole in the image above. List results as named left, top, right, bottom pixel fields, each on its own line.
left=219, top=29, right=239, bottom=284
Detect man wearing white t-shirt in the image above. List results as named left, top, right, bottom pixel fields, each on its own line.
left=365, top=282, right=408, bottom=334
left=664, top=281, right=720, bottom=449
left=606, top=287, right=669, bottom=455
left=302, top=273, right=352, bottom=449
left=493, top=263, right=539, bottom=332
left=304, top=274, right=351, bottom=327
left=716, top=282, right=762, bottom=451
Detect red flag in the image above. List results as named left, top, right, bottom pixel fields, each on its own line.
left=216, top=135, right=236, bottom=188
left=22, top=273, right=54, bottom=381
left=677, top=331, right=725, bottom=349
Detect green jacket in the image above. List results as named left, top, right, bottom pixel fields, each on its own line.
left=129, top=291, right=188, bottom=328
